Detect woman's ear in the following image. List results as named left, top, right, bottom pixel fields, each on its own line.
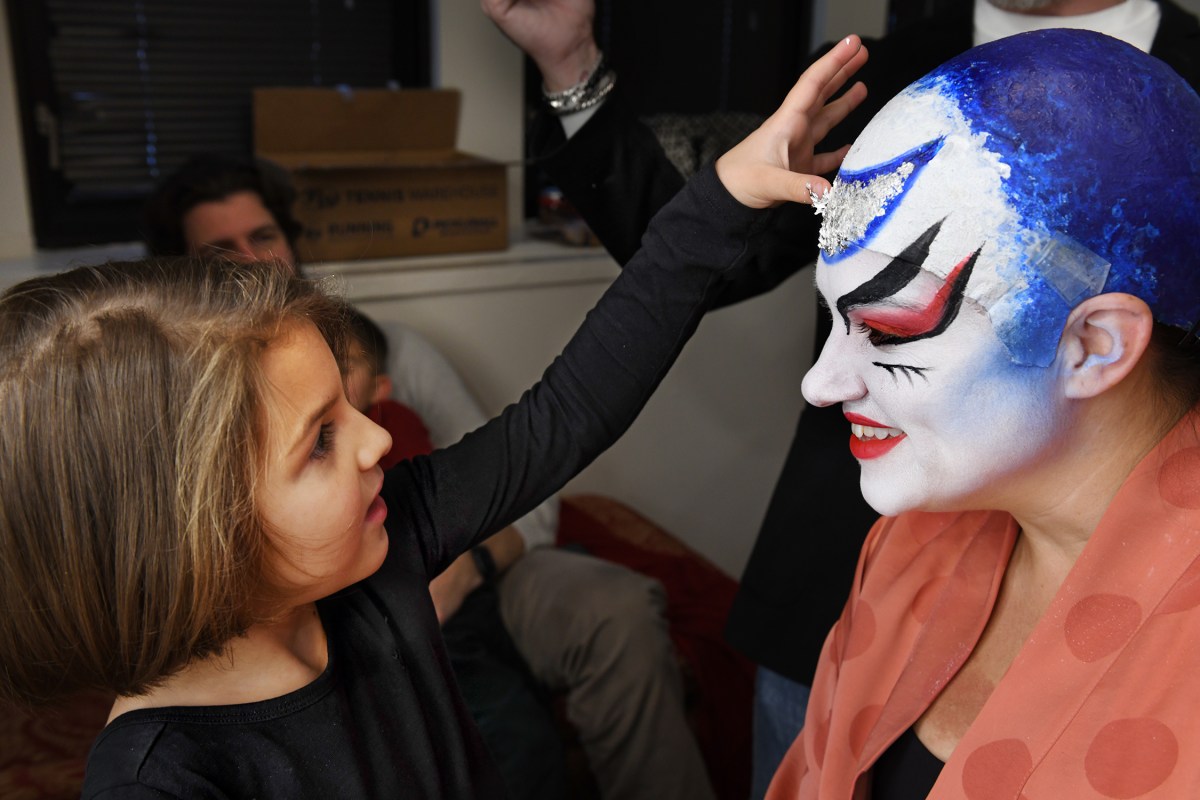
left=1057, top=293, right=1154, bottom=399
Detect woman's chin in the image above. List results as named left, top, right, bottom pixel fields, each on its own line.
left=860, top=481, right=940, bottom=518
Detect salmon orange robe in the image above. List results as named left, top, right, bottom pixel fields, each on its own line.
left=767, top=409, right=1200, bottom=799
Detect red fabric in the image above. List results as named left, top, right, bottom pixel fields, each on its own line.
left=0, top=690, right=112, bottom=800
left=367, top=399, right=434, bottom=469
left=558, top=495, right=753, bottom=800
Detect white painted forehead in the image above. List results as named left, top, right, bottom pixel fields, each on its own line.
left=817, top=79, right=1021, bottom=310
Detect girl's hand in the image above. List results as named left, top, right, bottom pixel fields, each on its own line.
left=716, top=35, right=869, bottom=209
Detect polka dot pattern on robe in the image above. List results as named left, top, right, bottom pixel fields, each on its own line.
left=849, top=705, right=884, bottom=759
left=961, top=738, right=1031, bottom=800
left=842, top=601, right=875, bottom=660
left=911, top=576, right=949, bottom=623
left=812, top=715, right=830, bottom=770
left=1063, top=594, right=1142, bottom=662
left=1158, top=447, right=1200, bottom=508
left=1084, top=718, right=1178, bottom=798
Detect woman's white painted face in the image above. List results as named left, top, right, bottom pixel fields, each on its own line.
left=801, top=29, right=1200, bottom=514
left=802, top=244, right=1064, bottom=517
left=802, top=81, right=1069, bottom=516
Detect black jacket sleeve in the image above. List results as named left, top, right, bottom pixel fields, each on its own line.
left=381, top=165, right=780, bottom=577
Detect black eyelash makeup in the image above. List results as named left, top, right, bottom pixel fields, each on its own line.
left=871, top=362, right=930, bottom=384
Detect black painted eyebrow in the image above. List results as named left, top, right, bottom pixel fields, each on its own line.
left=835, top=219, right=944, bottom=332
left=832, top=218, right=979, bottom=346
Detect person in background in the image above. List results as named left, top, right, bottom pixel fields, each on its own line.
left=340, top=308, right=435, bottom=470
left=144, top=154, right=719, bottom=800
left=482, top=0, right=1200, bottom=795
left=143, top=154, right=301, bottom=268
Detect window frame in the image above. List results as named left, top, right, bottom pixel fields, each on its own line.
left=4, top=0, right=432, bottom=249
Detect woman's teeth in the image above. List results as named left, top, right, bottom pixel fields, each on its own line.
left=851, top=423, right=903, bottom=440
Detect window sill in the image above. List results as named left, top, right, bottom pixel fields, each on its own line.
left=0, top=235, right=619, bottom=297
left=308, top=236, right=619, bottom=303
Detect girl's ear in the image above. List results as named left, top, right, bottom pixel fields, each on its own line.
left=1057, top=293, right=1154, bottom=400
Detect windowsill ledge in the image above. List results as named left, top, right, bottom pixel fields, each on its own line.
left=307, top=236, right=619, bottom=302
left=0, top=234, right=619, bottom=298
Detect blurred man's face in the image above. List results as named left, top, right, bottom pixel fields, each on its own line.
left=182, top=190, right=297, bottom=270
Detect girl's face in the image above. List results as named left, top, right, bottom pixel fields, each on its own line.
left=802, top=244, right=1066, bottom=517
left=256, top=322, right=393, bottom=604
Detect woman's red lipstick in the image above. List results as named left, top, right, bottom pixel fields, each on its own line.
left=845, top=412, right=907, bottom=460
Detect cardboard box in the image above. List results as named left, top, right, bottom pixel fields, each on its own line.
left=254, top=88, right=507, bottom=262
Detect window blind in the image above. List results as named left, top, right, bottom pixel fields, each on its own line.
left=7, top=0, right=427, bottom=246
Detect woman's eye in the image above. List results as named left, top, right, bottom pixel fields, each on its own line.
left=311, top=422, right=335, bottom=461
left=854, top=321, right=903, bottom=347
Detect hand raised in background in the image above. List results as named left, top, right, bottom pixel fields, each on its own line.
left=481, top=0, right=599, bottom=92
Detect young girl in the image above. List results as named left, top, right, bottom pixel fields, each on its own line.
left=0, top=39, right=868, bottom=799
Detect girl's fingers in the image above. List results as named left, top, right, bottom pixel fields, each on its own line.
left=777, top=35, right=865, bottom=117
left=760, top=168, right=832, bottom=207
left=810, top=81, right=868, bottom=144
left=816, top=44, right=870, bottom=108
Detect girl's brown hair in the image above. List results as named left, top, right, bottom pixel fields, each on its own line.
left=0, top=258, right=347, bottom=705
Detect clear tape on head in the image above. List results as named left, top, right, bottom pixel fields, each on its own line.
left=1026, top=230, right=1110, bottom=307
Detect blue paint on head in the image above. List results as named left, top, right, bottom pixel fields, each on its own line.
left=912, top=29, right=1200, bottom=364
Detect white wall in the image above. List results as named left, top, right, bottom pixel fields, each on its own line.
left=434, top=0, right=526, bottom=234
left=813, top=0, right=888, bottom=49
left=0, top=4, right=34, bottom=260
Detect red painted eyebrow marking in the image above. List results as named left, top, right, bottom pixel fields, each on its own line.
left=857, top=250, right=977, bottom=338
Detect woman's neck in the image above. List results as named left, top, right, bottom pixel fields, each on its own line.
left=1010, top=371, right=1182, bottom=563
left=108, top=602, right=328, bottom=723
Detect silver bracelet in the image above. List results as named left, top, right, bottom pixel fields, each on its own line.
left=543, top=52, right=616, bottom=116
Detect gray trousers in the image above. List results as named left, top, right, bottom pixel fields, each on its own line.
left=498, top=548, right=716, bottom=800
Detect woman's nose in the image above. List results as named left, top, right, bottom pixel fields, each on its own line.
left=802, top=334, right=867, bottom=407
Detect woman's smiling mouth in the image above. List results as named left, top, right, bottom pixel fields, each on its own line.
left=845, top=413, right=907, bottom=459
